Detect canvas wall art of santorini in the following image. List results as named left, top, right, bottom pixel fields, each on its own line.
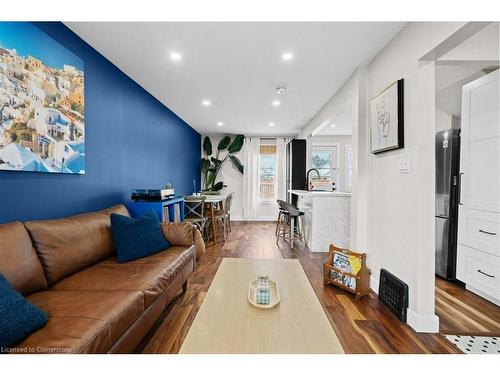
left=0, top=22, right=85, bottom=174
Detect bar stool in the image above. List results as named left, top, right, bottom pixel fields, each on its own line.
left=276, top=201, right=305, bottom=249
left=275, top=199, right=288, bottom=236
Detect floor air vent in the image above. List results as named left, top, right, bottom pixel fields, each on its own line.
left=378, top=269, right=409, bottom=323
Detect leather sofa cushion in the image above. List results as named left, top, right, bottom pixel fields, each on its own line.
left=0, top=222, right=47, bottom=295
left=161, top=222, right=194, bottom=247
left=51, top=246, right=196, bottom=308
left=24, top=205, right=130, bottom=285
left=193, top=227, right=205, bottom=260
left=16, top=290, right=143, bottom=354
left=161, top=222, right=205, bottom=260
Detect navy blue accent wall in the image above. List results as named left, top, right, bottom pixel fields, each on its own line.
left=0, top=22, right=200, bottom=223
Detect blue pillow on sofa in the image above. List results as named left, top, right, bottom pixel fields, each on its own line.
left=111, top=210, right=170, bottom=262
left=0, top=274, right=48, bottom=350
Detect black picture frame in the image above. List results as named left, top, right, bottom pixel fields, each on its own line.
left=369, top=78, right=404, bottom=154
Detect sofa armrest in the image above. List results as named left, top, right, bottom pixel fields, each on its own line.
left=160, top=222, right=205, bottom=260
left=161, top=222, right=194, bottom=247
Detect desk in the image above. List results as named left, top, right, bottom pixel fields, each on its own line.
left=126, top=196, right=185, bottom=222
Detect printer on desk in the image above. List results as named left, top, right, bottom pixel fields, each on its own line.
left=131, top=188, right=175, bottom=201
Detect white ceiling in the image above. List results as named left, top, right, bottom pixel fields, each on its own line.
left=66, top=22, right=404, bottom=135
left=314, top=105, right=352, bottom=136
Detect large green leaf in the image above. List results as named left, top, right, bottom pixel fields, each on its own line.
left=229, top=155, right=244, bottom=174
left=200, top=158, right=210, bottom=173
left=217, top=136, right=231, bottom=151
left=203, top=136, right=212, bottom=156
left=211, top=157, right=223, bottom=169
left=212, top=181, right=224, bottom=191
left=227, top=134, right=245, bottom=154
left=206, top=170, right=216, bottom=188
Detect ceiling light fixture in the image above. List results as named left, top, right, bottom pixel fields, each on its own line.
left=269, top=122, right=275, bottom=127
left=272, top=100, right=281, bottom=107
left=330, top=124, right=336, bottom=128
left=281, top=52, right=294, bottom=61
left=169, top=51, right=182, bottom=61
left=217, top=121, right=224, bottom=127
left=275, top=86, right=287, bottom=95
left=201, top=99, right=211, bottom=107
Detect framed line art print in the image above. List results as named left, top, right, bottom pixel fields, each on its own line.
left=369, top=79, right=404, bottom=154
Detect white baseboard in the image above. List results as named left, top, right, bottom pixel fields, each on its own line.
left=370, top=276, right=439, bottom=333
left=370, top=275, right=379, bottom=295
left=406, top=309, right=439, bottom=333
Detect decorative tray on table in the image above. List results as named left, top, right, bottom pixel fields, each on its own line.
left=247, top=278, right=281, bottom=309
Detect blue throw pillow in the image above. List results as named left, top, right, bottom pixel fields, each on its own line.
left=111, top=210, right=170, bottom=262
left=0, top=274, right=48, bottom=350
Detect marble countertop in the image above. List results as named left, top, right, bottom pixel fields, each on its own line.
left=289, top=190, right=352, bottom=197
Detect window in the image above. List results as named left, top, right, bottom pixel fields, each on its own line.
left=259, top=140, right=277, bottom=200
left=311, top=145, right=338, bottom=189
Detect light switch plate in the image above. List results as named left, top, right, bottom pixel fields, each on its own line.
left=399, top=156, right=410, bottom=174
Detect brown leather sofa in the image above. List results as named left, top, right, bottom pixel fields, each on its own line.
left=0, top=204, right=204, bottom=354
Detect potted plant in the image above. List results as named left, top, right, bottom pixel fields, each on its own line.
left=201, top=134, right=245, bottom=192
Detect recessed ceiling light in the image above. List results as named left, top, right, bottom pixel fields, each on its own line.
left=201, top=99, right=211, bottom=107
left=275, top=86, right=287, bottom=95
left=272, top=100, right=281, bottom=107
left=217, top=121, right=224, bottom=127
left=330, top=124, right=336, bottom=128
left=269, top=122, right=275, bottom=127
left=169, top=51, right=182, bottom=61
left=281, top=52, right=294, bottom=61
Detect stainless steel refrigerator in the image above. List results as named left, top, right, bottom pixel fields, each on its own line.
left=435, top=129, right=461, bottom=280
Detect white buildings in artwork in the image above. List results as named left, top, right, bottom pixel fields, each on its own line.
left=63, top=64, right=79, bottom=76
left=56, top=76, right=71, bottom=97
left=0, top=44, right=85, bottom=174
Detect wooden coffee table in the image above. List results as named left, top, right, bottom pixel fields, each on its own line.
left=179, top=258, right=344, bottom=354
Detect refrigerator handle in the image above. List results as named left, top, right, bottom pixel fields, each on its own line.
left=458, top=172, right=464, bottom=205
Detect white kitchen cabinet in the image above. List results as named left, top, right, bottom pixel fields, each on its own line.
left=456, top=244, right=500, bottom=305
left=457, top=70, right=500, bottom=306
left=459, top=70, right=500, bottom=213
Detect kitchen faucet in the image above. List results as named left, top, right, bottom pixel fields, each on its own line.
left=306, top=168, right=321, bottom=191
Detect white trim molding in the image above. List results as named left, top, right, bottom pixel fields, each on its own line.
left=406, top=309, right=440, bottom=333
left=370, top=276, right=439, bottom=333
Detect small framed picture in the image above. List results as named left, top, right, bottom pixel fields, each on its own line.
left=370, top=79, right=404, bottom=154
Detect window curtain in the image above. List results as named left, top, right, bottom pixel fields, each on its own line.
left=276, top=137, right=291, bottom=201
left=242, top=137, right=260, bottom=219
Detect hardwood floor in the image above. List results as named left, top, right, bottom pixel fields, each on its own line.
left=436, top=277, right=500, bottom=335
left=138, top=221, right=499, bottom=354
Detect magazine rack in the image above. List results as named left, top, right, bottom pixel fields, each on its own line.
left=323, top=244, right=371, bottom=300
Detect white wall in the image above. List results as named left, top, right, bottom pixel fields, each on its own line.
left=439, top=22, right=499, bottom=62
left=436, top=106, right=460, bottom=132
left=435, top=106, right=453, bottom=132
left=311, top=135, right=352, bottom=192
left=300, top=22, right=479, bottom=332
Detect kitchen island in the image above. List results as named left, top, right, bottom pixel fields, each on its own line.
left=290, top=190, right=351, bottom=252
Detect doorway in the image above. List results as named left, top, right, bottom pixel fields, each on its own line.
left=432, top=24, right=500, bottom=348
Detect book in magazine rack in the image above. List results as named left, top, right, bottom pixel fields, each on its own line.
left=323, top=244, right=371, bottom=300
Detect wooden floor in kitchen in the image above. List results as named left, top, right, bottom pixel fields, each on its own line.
left=138, top=221, right=500, bottom=354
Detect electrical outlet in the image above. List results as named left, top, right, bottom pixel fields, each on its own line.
left=399, top=156, right=410, bottom=174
